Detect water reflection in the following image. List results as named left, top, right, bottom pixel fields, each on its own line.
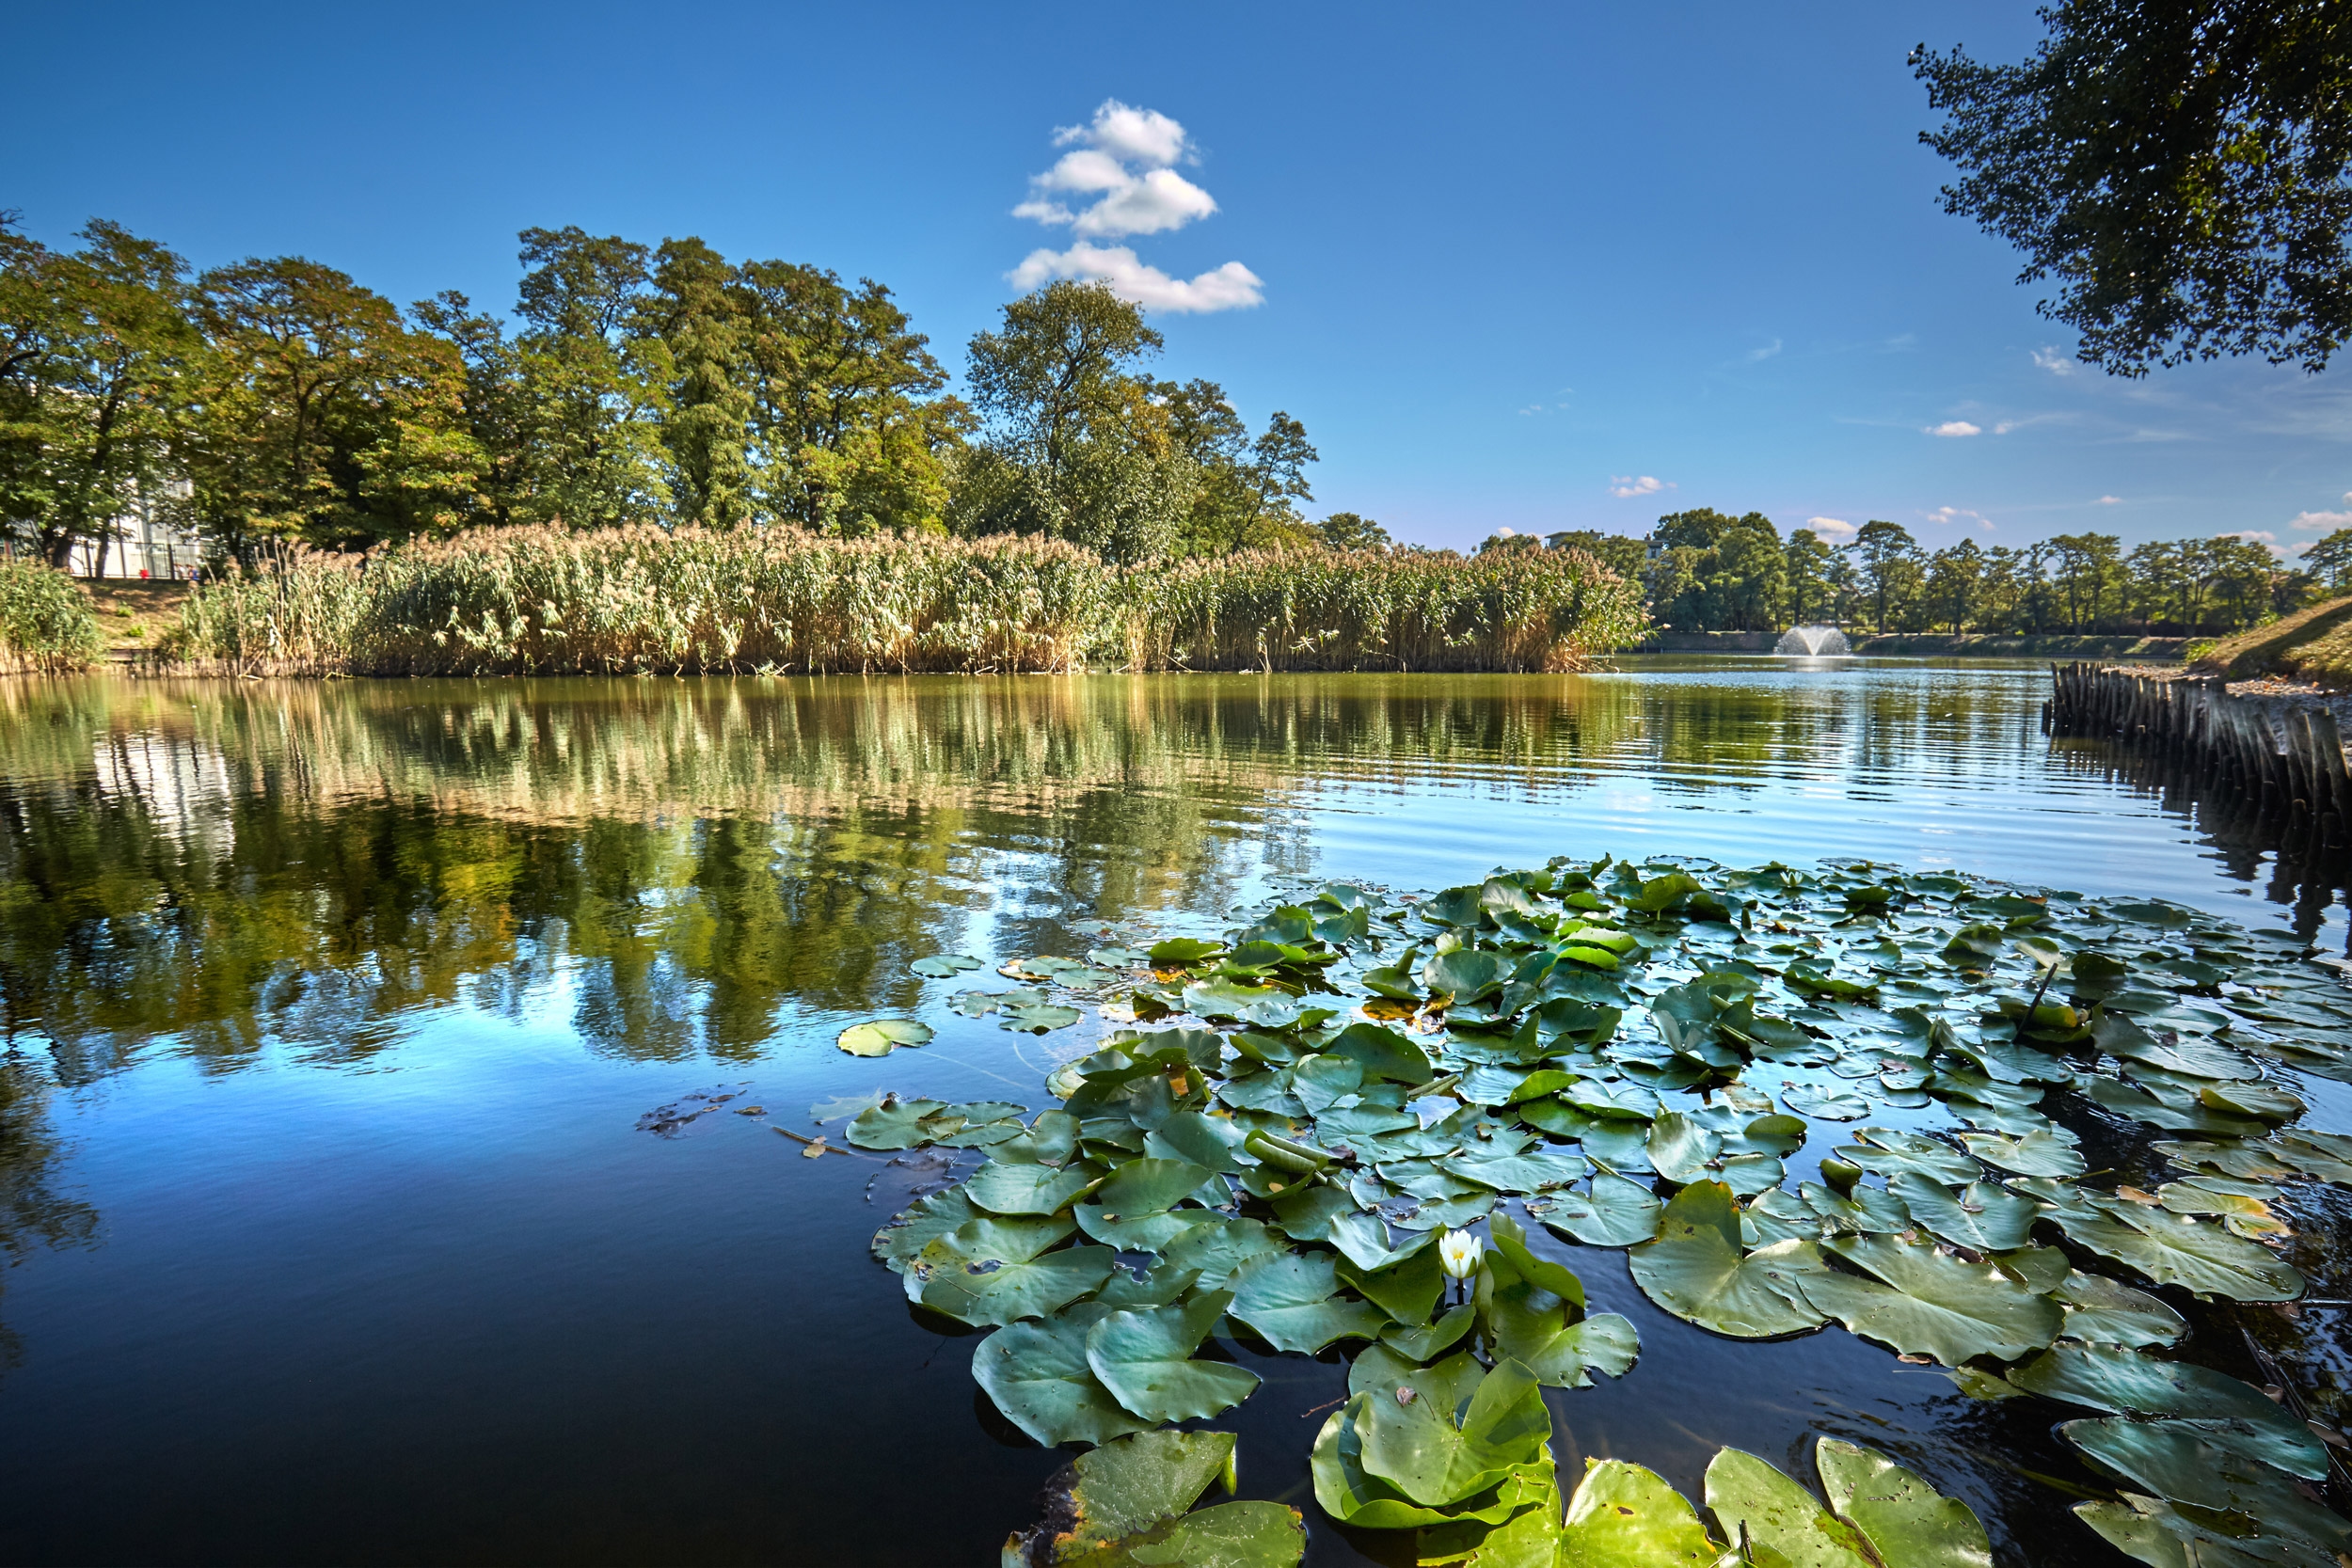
left=0, top=663, right=2346, bottom=1563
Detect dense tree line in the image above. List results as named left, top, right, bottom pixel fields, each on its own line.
left=0, top=216, right=1387, bottom=571
left=1507, top=511, right=2323, bottom=638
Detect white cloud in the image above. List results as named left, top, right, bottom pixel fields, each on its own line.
left=2032, top=346, right=2075, bottom=375
left=1609, top=475, right=1674, bottom=499
left=1009, top=243, right=1263, bottom=312
left=1805, top=515, right=1857, bottom=539
left=1056, top=101, right=1189, bottom=167
left=1925, top=506, right=1992, bottom=530
left=1746, top=338, right=1782, bottom=362
left=2096, top=495, right=2123, bottom=504
left=1928, top=420, right=1982, bottom=437
left=2222, top=529, right=2278, bottom=544
left=1009, top=101, right=1256, bottom=311
left=2290, top=509, right=2352, bottom=532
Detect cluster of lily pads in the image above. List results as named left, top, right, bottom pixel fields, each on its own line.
left=838, top=857, right=2352, bottom=1566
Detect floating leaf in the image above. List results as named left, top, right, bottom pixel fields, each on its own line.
left=2043, top=1201, right=2304, bottom=1301
left=909, top=1215, right=1116, bottom=1327
left=1148, top=937, right=1226, bottom=966
left=1454, top=1148, right=1589, bottom=1194
left=1646, top=1111, right=1721, bottom=1184
left=965, top=1159, right=1104, bottom=1216
left=1000, top=1003, right=1083, bottom=1034
left=2062, top=1418, right=2352, bottom=1557
left=1537, top=1173, right=1661, bottom=1247
left=1703, top=1447, right=1878, bottom=1567
left=849, top=1097, right=962, bottom=1150
left=836, top=1018, right=933, bottom=1056
left=1885, top=1174, right=2040, bottom=1252
left=1955, top=1125, right=2085, bottom=1178
left=2009, top=1344, right=2325, bottom=1465
left=1336, top=1238, right=1445, bottom=1324
left=1796, top=1232, right=2063, bottom=1366
left=972, top=1302, right=1153, bottom=1449
left=1084, top=1291, right=1261, bottom=1421
left=1836, top=1129, right=1978, bottom=1185
left=871, top=1186, right=980, bottom=1273
left=1350, top=1346, right=1552, bottom=1509
left=1559, top=1458, right=1720, bottom=1565
left=1310, top=1393, right=1554, bottom=1531
left=1629, top=1181, right=1827, bottom=1338
left=1000, top=1430, right=1304, bottom=1568
left=1815, top=1439, right=1993, bottom=1568
left=810, top=1090, right=886, bottom=1124
left=1225, top=1251, right=1388, bottom=1353
left=1074, top=1158, right=1218, bottom=1250
left=911, top=954, right=982, bottom=978
left=2051, top=1270, right=2185, bottom=1348
left=1381, top=1304, right=1475, bottom=1362
left=1784, top=1085, right=1871, bottom=1121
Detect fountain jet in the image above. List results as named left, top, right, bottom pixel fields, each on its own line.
left=1774, top=625, right=1851, bottom=657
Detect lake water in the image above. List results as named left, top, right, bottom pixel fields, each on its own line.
left=0, top=659, right=2344, bottom=1566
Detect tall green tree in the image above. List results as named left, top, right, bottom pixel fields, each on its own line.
left=1926, top=538, right=1985, bottom=633
left=2304, top=527, right=2352, bottom=589
left=1916, top=2, right=2352, bottom=373
left=2046, top=531, right=2125, bottom=629
left=0, top=218, right=199, bottom=568
left=1645, top=509, right=1787, bottom=630
left=959, top=281, right=1192, bottom=562
left=511, top=227, right=669, bottom=530
left=1850, top=520, right=1921, bottom=631
left=1783, top=529, right=1835, bottom=624
left=644, top=236, right=752, bottom=530
left=1545, top=529, right=1645, bottom=582
left=1318, top=512, right=1391, bottom=550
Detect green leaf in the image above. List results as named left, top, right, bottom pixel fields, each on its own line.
left=911, top=954, right=983, bottom=978
left=848, top=1096, right=963, bottom=1149
left=1488, top=1294, right=1640, bottom=1390
left=1352, top=1346, right=1553, bottom=1509
left=1702, top=1447, right=1877, bottom=1568
left=1798, top=1232, right=2063, bottom=1366
left=1814, top=1439, right=1992, bottom=1568
left=1835, top=1128, right=1978, bottom=1184
left=1084, top=1291, right=1261, bottom=1421
left=2043, top=1201, right=2305, bottom=1301
left=1225, top=1251, right=1389, bottom=1353
left=966, top=1159, right=1105, bottom=1215
left=1073, top=1158, right=1216, bottom=1249
left=1561, top=1458, right=1720, bottom=1566
left=1536, top=1173, right=1661, bottom=1246
left=1956, top=1125, right=2086, bottom=1178
left=1310, top=1394, right=1554, bottom=1530
left=1143, top=1110, right=1255, bottom=1174
left=1148, top=937, right=1226, bottom=966
left=1646, top=1111, right=1721, bottom=1184
left=1381, top=1304, right=1476, bottom=1362
left=1884, top=1174, right=2040, bottom=1251
left=998, top=1428, right=1240, bottom=1564
left=1424, top=948, right=1515, bottom=1004
left=1182, top=978, right=1295, bottom=1025
left=872, top=1186, right=980, bottom=1273
left=1336, top=1237, right=1445, bottom=1323
left=1628, top=1181, right=1828, bottom=1338
left=911, top=1215, right=1117, bottom=1327
left=1001, top=1002, right=1084, bottom=1034
left=1161, top=1215, right=1282, bottom=1291
left=1123, top=1501, right=1305, bottom=1567
left=2053, top=1269, right=2185, bottom=1348
left=1266, top=1182, right=1357, bottom=1242
left=1326, top=1021, right=1435, bottom=1083
left=2008, top=1344, right=2325, bottom=1464
left=1454, top=1148, right=1589, bottom=1194
left=837, top=1018, right=934, bottom=1056
left=973, top=1302, right=1154, bottom=1449
left=2060, top=1418, right=2352, bottom=1556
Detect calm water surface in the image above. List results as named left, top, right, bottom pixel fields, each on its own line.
left=0, top=658, right=2344, bottom=1566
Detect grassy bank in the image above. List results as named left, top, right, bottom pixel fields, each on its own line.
left=0, top=559, right=103, bottom=673
left=2192, top=595, right=2352, bottom=683
left=159, top=526, right=1648, bottom=676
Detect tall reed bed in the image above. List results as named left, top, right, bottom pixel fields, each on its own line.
left=0, top=558, right=103, bottom=673
left=161, top=525, right=1647, bottom=676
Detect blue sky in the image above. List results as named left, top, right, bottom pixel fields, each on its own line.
left=8, top=0, right=2348, bottom=555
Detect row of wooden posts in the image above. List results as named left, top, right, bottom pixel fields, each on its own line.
left=2045, top=662, right=2352, bottom=849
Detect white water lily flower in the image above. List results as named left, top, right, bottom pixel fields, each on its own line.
left=1438, top=1228, right=1485, bottom=1280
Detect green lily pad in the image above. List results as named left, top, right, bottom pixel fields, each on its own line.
left=871, top=1185, right=980, bottom=1273
left=1310, top=1393, right=1555, bottom=1531
left=972, top=1302, right=1154, bottom=1449
left=1955, top=1125, right=2086, bottom=1178
left=1084, top=1291, right=1261, bottom=1421
left=2061, top=1418, right=2352, bottom=1555
left=1836, top=1128, right=1978, bottom=1185
left=1536, top=1173, right=1663, bottom=1247
left=1814, top=1439, right=1993, bottom=1568
left=1225, top=1251, right=1388, bottom=1353
left=2008, top=1344, right=2325, bottom=1464
left=1784, top=1085, right=1871, bottom=1121
left=965, top=1159, right=1105, bottom=1216
left=1121, top=1502, right=1304, bottom=1567
left=1796, top=1232, right=2063, bottom=1366
left=1646, top=1111, right=1721, bottom=1184
left=1001, top=1003, right=1084, bottom=1034
left=909, top=1214, right=1116, bottom=1327
left=1702, top=1447, right=1878, bottom=1567
left=2051, top=1270, right=2185, bottom=1348
left=1424, top=948, right=1513, bottom=1004
left=1628, top=1181, right=1828, bottom=1338
left=1326, top=1021, right=1435, bottom=1084
left=1381, top=1304, right=1476, bottom=1362
left=1161, top=1215, right=1282, bottom=1291
left=1075, top=1157, right=1219, bottom=1250
left=998, top=1429, right=1299, bottom=1568
left=1335, top=1238, right=1445, bottom=1323
left=837, top=1018, right=934, bottom=1056
left=848, top=1096, right=965, bottom=1150
left=1350, top=1346, right=1553, bottom=1509
left=1885, top=1174, right=2041, bottom=1252
left=1559, top=1458, right=1720, bottom=1565
left=1454, top=1148, right=1589, bottom=1194
left=2043, top=1201, right=2305, bottom=1301
left=911, top=954, right=983, bottom=978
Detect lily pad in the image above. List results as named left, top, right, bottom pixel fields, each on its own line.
left=837, top=1018, right=933, bottom=1056
left=1001, top=1003, right=1084, bottom=1034
left=2009, top=1343, right=2325, bottom=1464
left=1796, top=1232, right=2063, bottom=1366
left=909, top=1214, right=1116, bottom=1327
left=973, top=1302, right=1153, bottom=1449
left=2061, top=1418, right=2352, bottom=1556
left=1702, top=1447, right=1877, bottom=1567
left=965, top=1159, right=1105, bottom=1216
left=1350, top=1346, right=1552, bottom=1509
left=911, top=954, right=983, bottom=978
left=1559, top=1458, right=1720, bottom=1565
left=1885, top=1174, right=2041, bottom=1252
left=1225, top=1251, right=1388, bottom=1353
left=2051, top=1270, right=2185, bottom=1348
left=1537, top=1173, right=1662, bottom=1247
left=1784, top=1085, right=1871, bottom=1121
left=1084, top=1291, right=1261, bottom=1421
left=1646, top=1111, right=1721, bottom=1184
left=2043, top=1201, right=2305, bottom=1302
left=1815, top=1439, right=1993, bottom=1568
left=1000, top=1429, right=1304, bottom=1568
left=1955, top=1125, right=2086, bottom=1179
left=1310, top=1393, right=1554, bottom=1531
left=1074, top=1158, right=1219, bottom=1251
left=1628, top=1181, right=1828, bottom=1338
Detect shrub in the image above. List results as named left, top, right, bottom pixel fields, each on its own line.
left=0, top=558, right=103, bottom=673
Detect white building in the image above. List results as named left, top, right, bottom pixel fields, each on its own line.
left=59, top=477, right=203, bottom=579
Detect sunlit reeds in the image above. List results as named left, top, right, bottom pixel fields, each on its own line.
left=159, top=526, right=1647, bottom=676
left=0, top=558, right=104, bottom=673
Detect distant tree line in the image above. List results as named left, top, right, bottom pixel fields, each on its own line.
left=1498, top=511, right=2330, bottom=638
left=0, top=215, right=1391, bottom=572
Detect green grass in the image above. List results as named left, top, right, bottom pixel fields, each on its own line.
left=161, top=526, right=1649, bottom=676
left=0, top=558, right=103, bottom=673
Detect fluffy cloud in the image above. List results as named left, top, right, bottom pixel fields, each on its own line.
left=2223, top=530, right=2279, bottom=544
left=2096, top=495, right=2122, bottom=504
left=2291, top=509, right=2352, bottom=532
left=1928, top=420, right=1981, bottom=437
left=1009, top=243, right=1262, bottom=313
left=1746, top=338, right=1783, bottom=362
left=1009, top=101, right=1257, bottom=312
left=1925, top=506, right=1992, bottom=530
left=1804, top=516, right=1857, bottom=539
left=1609, top=475, right=1674, bottom=498
left=2031, top=346, right=2074, bottom=375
